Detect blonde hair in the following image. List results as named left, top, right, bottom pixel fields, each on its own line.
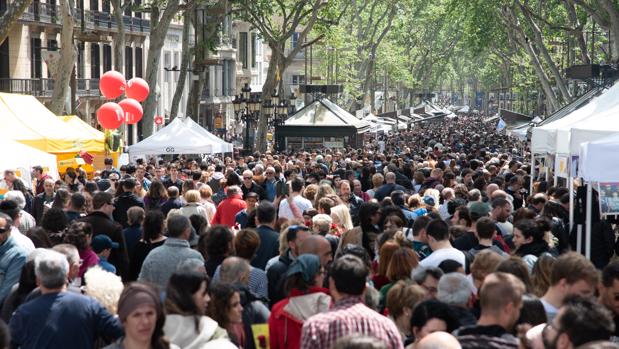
left=199, top=185, right=213, bottom=199
left=83, top=266, right=124, bottom=314
left=184, top=189, right=201, bottom=203
left=330, top=204, right=353, bottom=231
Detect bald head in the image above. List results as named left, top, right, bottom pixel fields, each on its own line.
left=486, top=183, right=499, bottom=197
left=219, top=256, right=250, bottom=285
left=417, top=332, right=462, bottom=349
left=491, top=189, right=508, bottom=200
left=298, top=235, right=332, bottom=267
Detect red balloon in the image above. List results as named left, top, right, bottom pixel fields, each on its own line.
left=119, top=98, right=143, bottom=125
left=125, top=77, right=150, bottom=102
left=96, top=102, right=123, bottom=129
left=99, top=71, right=126, bottom=99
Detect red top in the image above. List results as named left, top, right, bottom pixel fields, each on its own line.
left=268, top=287, right=330, bottom=349
left=211, top=195, right=247, bottom=227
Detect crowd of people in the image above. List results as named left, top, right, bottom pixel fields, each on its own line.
left=0, top=115, right=617, bottom=349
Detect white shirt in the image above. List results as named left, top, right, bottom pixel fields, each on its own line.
left=10, top=226, right=35, bottom=254
left=419, top=247, right=466, bottom=269
left=278, top=194, right=313, bottom=220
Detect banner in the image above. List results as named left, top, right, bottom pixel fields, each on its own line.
left=598, top=182, right=619, bottom=215
left=555, top=155, right=568, bottom=179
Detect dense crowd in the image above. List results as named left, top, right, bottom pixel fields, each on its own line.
left=0, top=115, right=617, bottom=349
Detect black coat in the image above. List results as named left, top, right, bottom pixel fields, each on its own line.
left=32, top=192, right=54, bottom=225
left=266, top=250, right=293, bottom=307
left=113, top=192, right=144, bottom=228
left=78, top=212, right=130, bottom=281
left=251, top=225, right=280, bottom=270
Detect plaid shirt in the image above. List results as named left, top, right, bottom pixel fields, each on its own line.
left=300, top=296, right=403, bottom=349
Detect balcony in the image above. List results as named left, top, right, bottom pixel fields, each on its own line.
left=0, top=78, right=101, bottom=98
left=20, top=2, right=150, bottom=33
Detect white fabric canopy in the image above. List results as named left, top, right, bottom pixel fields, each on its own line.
left=579, top=133, right=619, bottom=181
left=0, top=138, right=59, bottom=187
left=182, top=117, right=233, bottom=153
left=531, top=81, right=619, bottom=153
left=129, top=117, right=229, bottom=157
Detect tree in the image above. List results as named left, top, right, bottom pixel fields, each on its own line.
left=169, top=8, right=193, bottom=119
left=571, top=0, right=619, bottom=63
left=0, top=0, right=34, bottom=45
left=233, top=0, right=337, bottom=153
left=111, top=0, right=128, bottom=74
left=140, top=0, right=184, bottom=138
left=48, top=0, right=76, bottom=114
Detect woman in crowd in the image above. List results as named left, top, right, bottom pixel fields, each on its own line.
left=371, top=240, right=400, bottom=291
left=198, top=185, right=217, bottom=222
left=164, top=270, right=236, bottom=349
left=129, top=211, right=167, bottom=281
left=63, top=221, right=98, bottom=278
left=123, top=207, right=145, bottom=258
left=512, top=219, right=550, bottom=259
left=379, top=247, right=419, bottom=303
left=104, top=282, right=175, bottom=349
left=51, top=188, right=71, bottom=210
left=269, top=254, right=330, bottom=349
left=143, top=181, right=168, bottom=212
left=337, top=202, right=381, bottom=260
left=386, top=281, right=426, bottom=346
left=41, top=207, right=68, bottom=245
left=330, top=204, right=353, bottom=236
left=207, top=283, right=245, bottom=348
left=367, top=173, right=385, bottom=199
left=180, top=190, right=209, bottom=223
left=203, top=226, right=234, bottom=278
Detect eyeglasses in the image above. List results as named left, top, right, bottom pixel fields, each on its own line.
left=243, top=177, right=252, bottom=180
left=0, top=226, right=8, bottom=234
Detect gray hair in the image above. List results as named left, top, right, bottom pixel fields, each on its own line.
left=177, top=258, right=206, bottom=274
left=35, top=249, right=69, bottom=289
left=412, top=266, right=444, bottom=284
left=52, top=244, right=80, bottom=267
left=227, top=185, right=241, bottom=197
left=468, top=189, right=481, bottom=202
left=312, top=214, right=332, bottom=233
left=4, top=191, right=26, bottom=209
left=437, top=272, right=473, bottom=306
left=219, top=256, right=250, bottom=285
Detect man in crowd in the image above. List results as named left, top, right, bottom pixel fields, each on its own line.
left=0, top=201, right=34, bottom=253
left=413, top=266, right=444, bottom=299
left=373, top=172, right=405, bottom=202
left=113, top=178, right=144, bottom=228
left=300, top=255, right=403, bottom=349
left=541, top=252, right=598, bottom=322
left=100, top=158, right=119, bottom=179
left=455, top=272, right=525, bottom=349
left=0, top=213, right=28, bottom=305
left=252, top=202, right=280, bottom=270
left=338, top=180, right=363, bottom=225
left=65, top=192, right=86, bottom=223
left=9, top=249, right=123, bottom=348
left=163, top=164, right=184, bottom=189
left=278, top=177, right=313, bottom=221
left=419, top=219, right=465, bottom=268
left=438, top=273, right=476, bottom=326
left=139, top=215, right=204, bottom=290
left=32, top=178, right=55, bottom=224
left=235, top=192, right=259, bottom=229
left=78, top=192, right=129, bottom=280
left=135, top=165, right=151, bottom=191
left=262, top=166, right=279, bottom=202
left=241, top=169, right=266, bottom=201
left=32, top=166, right=51, bottom=195
left=599, top=260, right=619, bottom=340
left=211, top=185, right=247, bottom=227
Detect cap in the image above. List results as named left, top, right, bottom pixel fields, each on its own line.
left=286, top=254, right=321, bottom=283
left=91, top=235, right=119, bottom=253
left=423, top=195, right=436, bottom=206
left=469, top=202, right=491, bottom=218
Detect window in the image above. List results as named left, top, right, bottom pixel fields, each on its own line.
left=163, top=51, right=170, bottom=83
left=89, top=0, right=98, bottom=11
left=103, top=44, right=112, bottom=71
left=222, top=60, right=227, bottom=96
left=124, top=0, right=131, bottom=16
left=291, top=75, right=305, bottom=85
left=135, top=47, right=142, bottom=77
left=251, top=32, right=257, bottom=68
left=102, top=0, right=110, bottom=12
left=239, top=32, right=248, bottom=69
left=228, top=60, right=235, bottom=95
left=291, top=32, right=300, bottom=49
left=47, top=39, right=58, bottom=77
left=30, top=38, right=42, bottom=78
left=90, top=43, right=100, bottom=78
left=134, top=0, right=141, bottom=18
left=124, top=46, right=133, bottom=78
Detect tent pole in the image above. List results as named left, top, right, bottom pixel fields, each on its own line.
left=553, top=156, right=558, bottom=187
left=585, top=182, right=592, bottom=260
left=530, top=152, right=535, bottom=195
left=569, top=176, right=574, bottom=233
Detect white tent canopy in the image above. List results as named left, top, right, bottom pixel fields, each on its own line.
left=128, top=117, right=231, bottom=157
left=0, top=138, right=59, bottom=188
left=182, top=117, right=233, bottom=153
left=531, top=81, right=619, bottom=154
left=579, top=133, right=619, bottom=182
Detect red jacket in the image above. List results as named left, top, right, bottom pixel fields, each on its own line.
left=211, top=195, right=246, bottom=227
left=268, top=287, right=331, bottom=349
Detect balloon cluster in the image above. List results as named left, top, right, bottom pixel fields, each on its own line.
left=96, top=71, right=150, bottom=129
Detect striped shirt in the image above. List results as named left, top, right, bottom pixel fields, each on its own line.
left=300, top=296, right=403, bottom=349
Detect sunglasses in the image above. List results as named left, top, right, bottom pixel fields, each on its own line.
left=243, top=177, right=252, bottom=180
left=0, top=227, right=8, bottom=234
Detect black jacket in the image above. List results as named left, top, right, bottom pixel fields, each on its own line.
left=236, top=284, right=269, bottom=349
left=32, top=192, right=54, bottom=225
left=266, top=250, right=293, bottom=307
left=113, top=192, right=144, bottom=228
left=242, top=182, right=267, bottom=202
left=78, top=212, right=130, bottom=281
left=251, top=225, right=280, bottom=270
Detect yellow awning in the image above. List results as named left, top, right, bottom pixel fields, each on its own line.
left=0, top=93, right=84, bottom=153
left=60, top=115, right=105, bottom=152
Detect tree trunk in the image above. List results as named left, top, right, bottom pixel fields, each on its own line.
left=169, top=9, right=191, bottom=120
left=517, top=1, right=571, bottom=103
left=111, top=0, right=124, bottom=73
left=255, top=46, right=280, bottom=153
left=141, top=0, right=180, bottom=138
left=600, top=0, right=619, bottom=63
left=48, top=0, right=75, bottom=114
left=0, top=0, right=34, bottom=45
left=564, top=0, right=590, bottom=64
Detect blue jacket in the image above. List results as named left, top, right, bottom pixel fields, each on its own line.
left=9, top=291, right=123, bottom=349
left=0, top=236, right=27, bottom=305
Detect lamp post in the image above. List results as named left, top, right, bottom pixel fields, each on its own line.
left=233, top=83, right=263, bottom=155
